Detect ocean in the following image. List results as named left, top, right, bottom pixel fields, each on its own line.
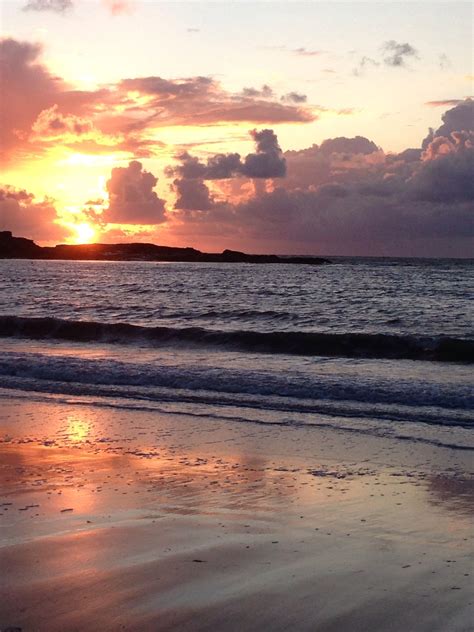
left=1, top=257, right=473, bottom=451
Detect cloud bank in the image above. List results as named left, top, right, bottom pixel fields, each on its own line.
left=167, top=100, right=474, bottom=256
left=3, top=100, right=473, bottom=255
left=1, top=34, right=472, bottom=257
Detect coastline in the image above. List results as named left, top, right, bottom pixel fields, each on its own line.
left=0, top=232, right=331, bottom=265
left=1, top=390, right=473, bottom=631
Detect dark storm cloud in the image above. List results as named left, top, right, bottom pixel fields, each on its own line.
left=167, top=129, right=286, bottom=183
left=382, top=40, right=419, bottom=67
left=103, top=161, right=167, bottom=224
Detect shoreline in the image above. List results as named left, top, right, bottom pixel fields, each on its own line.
left=1, top=390, right=473, bottom=631
left=0, top=232, right=331, bottom=265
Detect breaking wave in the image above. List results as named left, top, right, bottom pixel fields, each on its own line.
left=0, top=315, right=472, bottom=362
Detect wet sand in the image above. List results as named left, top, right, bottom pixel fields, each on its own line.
left=1, top=390, right=473, bottom=631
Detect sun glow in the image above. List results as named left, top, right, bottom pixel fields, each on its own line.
left=73, top=223, right=97, bottom=244
left=66, top=414, right=92, bottom=443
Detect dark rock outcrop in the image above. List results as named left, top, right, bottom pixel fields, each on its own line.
left=0, top=231, right=44, bottom=258
left=0, top=231, right=331, bottom=265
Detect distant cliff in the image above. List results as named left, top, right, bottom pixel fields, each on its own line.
left=0, top=232, right=44, bottom=258
left=0, top=231, right=331, bottom=265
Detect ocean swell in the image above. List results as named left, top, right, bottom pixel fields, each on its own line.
left=0, top=315, right=472, bottom=362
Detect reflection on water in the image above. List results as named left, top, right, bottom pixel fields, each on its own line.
left=426, top=474, right=474, bottom=517
left=1, top=393, right=473, bottom=549
left=2, top=400, right=474, bottom=632
left=65, top=414, right=92, bottom=443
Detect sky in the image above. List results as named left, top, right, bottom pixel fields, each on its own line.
left=0, top=0, right=473, bottom=256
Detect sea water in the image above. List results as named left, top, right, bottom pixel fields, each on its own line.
left=0, top=258, right=472, bottom=450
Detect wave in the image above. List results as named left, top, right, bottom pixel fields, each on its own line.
left=1, top=385, right=472, bottom=452
left=0, top=349, right=472, bottom=421
left=0, top=343, right=472, bottom=451
left=0, top=315, right=473, bottom=362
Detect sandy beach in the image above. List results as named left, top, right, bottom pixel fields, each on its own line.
left=1, top=389, right=472, bottom=631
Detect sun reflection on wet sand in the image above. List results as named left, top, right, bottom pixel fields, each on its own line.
left=1, top=394, right=473, bottom=632
left=64, top=414, right=92, bottom=443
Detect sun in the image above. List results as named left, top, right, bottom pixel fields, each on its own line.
left=73, top=222, right=97, bottom=244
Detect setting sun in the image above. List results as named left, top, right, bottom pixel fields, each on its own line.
left=73, top=222, right=96, bottom=244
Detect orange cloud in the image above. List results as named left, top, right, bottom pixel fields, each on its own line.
left=0, top=186, right=68, bottom=242
left=1, top=37, right=316, bottom=168
left=31, top=105, right=93, bottom=140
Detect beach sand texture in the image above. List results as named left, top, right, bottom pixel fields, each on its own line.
left=1, top=393, right=473, bottom=631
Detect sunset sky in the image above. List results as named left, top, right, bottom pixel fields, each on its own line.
left=1, top=0, right=473, bottom=256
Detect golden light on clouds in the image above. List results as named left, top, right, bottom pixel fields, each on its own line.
left=0, top=2, right=472, bottom=256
